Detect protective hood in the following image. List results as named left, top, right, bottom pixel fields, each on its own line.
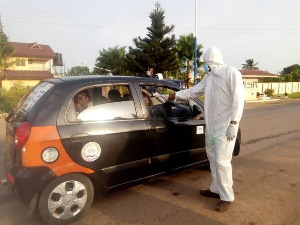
left=203, top=47, right=225, bottom=66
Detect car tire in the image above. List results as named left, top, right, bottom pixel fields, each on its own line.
left=38, top=173, right=94, bottom=225
left=233, top=128, right=241, bottom=156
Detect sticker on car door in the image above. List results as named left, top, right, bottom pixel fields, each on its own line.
left=81, top=142, right=101, bottom=162
left=196, top=126, right=204, bottom=134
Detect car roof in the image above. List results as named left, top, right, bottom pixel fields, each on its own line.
left=49, top=75, right=181, bottom=88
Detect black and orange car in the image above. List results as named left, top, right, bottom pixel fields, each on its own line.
left=3, top=76, right=241, bottom=224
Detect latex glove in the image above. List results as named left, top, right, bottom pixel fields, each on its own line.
left=153, top=92, right=165, bottom=103
left=226, top=124, right=238, bottom=141
left=174, top=94, right=184, bottom=102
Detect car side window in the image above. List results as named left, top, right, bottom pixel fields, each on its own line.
left=66, top=85, right=137, bottom=122
left=140, top=85, right=193, bottom=118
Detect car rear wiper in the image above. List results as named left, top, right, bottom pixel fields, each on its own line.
left=5, top=110, right=25, bottom=123
left=5, top=110, right=15, bottom=123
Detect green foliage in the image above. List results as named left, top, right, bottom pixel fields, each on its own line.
left=241, top=59, right=259, bottom=70
left=260, top=77, right=279, bottom=83
left=288, top=92, right=300, bottom=98
left=94, top=46, right=127, bottom=75
left=264, top=88, right=274, bottom=97
left=279, top=64, right=300, bottom=82
left=0, top=82, right=30, bottom=113
left=280, top=64, right=300, bottom=75
left=284, top=74, right=293, bottom=82
left=0, top=30, right=15, bottom=88
left=177, top=33, right=203, bottom=88
left=67, top=66, right=90, bottom=76
left=125, top=2, right=178, bottom=76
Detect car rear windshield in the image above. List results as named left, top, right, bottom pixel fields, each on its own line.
left=10, top=82, right=54, bottom=121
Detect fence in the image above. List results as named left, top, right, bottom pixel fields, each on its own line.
left=257, top=82, right=300, bottom=95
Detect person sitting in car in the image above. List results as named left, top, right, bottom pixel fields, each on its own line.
left=74, top=90, right=90, bottom=114
left=108, top=89, right=123, bottom=102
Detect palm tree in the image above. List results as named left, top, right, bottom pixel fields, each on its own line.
left=95, top=46, right=127, bottom=75
left=241, top=59, right=259, bottom=70
left=177, top=33, right=203, bottom=88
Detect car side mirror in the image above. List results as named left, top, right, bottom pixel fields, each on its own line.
left=192, top=105, right=202, bottom=117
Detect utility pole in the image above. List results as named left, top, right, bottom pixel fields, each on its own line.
left=0, top=15, right=3, bottom=88
left=193, top=0, right=198, bottom=85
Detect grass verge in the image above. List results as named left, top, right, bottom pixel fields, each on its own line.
left=288, top=92, right=300, bottom=98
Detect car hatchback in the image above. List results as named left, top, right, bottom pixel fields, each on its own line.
left=3, top=76, right=241, bottom=224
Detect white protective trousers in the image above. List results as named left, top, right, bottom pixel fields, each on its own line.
left=205, top=130, right=236, bottom=201
left=176, top=47, right=244, bottom=202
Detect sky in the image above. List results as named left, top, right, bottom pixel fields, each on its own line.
left=1, top=0, right=300, bottom=74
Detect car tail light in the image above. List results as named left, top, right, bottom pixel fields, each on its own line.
left=15, top=122, right=31, bottom=149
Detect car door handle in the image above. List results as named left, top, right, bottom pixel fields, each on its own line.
left=70, top=133, right=89, bottom=142
left=156, top=126, right=167, bottom=132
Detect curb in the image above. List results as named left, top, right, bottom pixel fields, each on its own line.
left=245, top=99, right=281, bottom=103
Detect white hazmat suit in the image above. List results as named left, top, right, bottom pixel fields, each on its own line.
left=176, top=47, right=244, bottom=202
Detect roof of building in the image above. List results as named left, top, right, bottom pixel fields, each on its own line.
left=9, top=42, right=55, bottom=58
left=239, top=69, right=278, bottom=77
left=3, top=70, right=54, bottom=80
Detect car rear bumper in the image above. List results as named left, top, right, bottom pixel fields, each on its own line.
left=4, top=152, right=56, bottom=205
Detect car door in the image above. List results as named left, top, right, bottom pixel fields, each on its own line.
left=137, top=83, right=207, bottom=173
left=163, top=98, right=207, bottom=170
left=57, top=81, right=152, bottom=188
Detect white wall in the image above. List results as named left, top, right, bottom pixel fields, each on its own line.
left=257, top=83, right=263, bottom=94
left=278, top=83, right=286, bottom=94
left=292, top=82, right=299, bottom=92
left=286, top=83, right=293, bottom=94
left=271, top=83, right=279, bottom=94
left=247, top=82, right=300, bottom=101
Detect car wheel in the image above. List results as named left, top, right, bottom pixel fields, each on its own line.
left=38, top=173, right=94, bottom=225
left=233, top=128, right=241, bottom=156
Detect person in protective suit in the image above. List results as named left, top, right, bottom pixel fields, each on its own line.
left=175, top=47, right=244, bottom=212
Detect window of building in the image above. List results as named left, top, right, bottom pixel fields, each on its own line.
left=246, top=81, right=252, bottom=89
left=16, top=58, right=26, bottom=66
left=28, top=59, right=33, bottom=64
left=31, top=44, right=41, bottom=49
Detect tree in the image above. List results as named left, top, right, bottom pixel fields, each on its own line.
left=284, top=74, right=293, bottom=82
left=280, top=64, right=300, bottom=82
left=177, top=33, right=203, bottom=88
left=241, top=59, right=259, bottom=70
left=280, top=64, right=300, bottom=75
left=67, top=66, right=90, bottom=76
left=94, top=46, right=127, bottom=75
left=126, top=2, right=178, bottom=76
left=0, top=29, right=15, bottom=88
left=0, top=81, right=30, bottom=112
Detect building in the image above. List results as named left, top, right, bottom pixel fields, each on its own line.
left=2, top=42, right=56, bottom=89
left=240, top=69, right=278, bottom=100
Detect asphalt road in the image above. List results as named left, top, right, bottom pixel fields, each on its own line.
left=0, top=99, right=299, bottom=225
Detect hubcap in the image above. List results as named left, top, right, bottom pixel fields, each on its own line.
left=48, top=180, right=87, bottom=219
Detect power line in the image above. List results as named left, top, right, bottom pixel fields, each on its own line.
left=4, top=18, right=300, bottom=35
left=1, top=5, right=300, bottom=28
left=3, top=19, right=146, bottom=30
